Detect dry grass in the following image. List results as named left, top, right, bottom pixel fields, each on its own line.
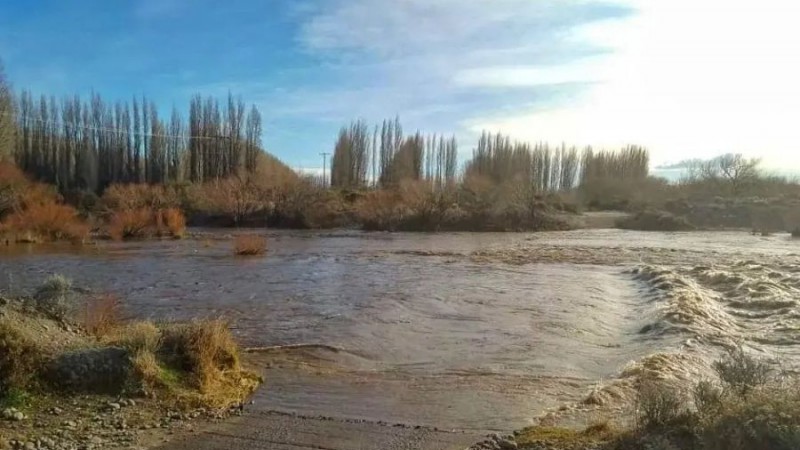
left=106, top=321, right=161, bottom=354
left=157, top=319, right=259, bottom=407
left=82, top=294, right=121, bottom=337
left=233, top=234, right=267, bottom=256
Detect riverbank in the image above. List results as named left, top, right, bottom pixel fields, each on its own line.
left=0, top=278, right=261, bottom=450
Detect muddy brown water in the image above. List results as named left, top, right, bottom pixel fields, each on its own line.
left=2, top=229, right=800, bottom=431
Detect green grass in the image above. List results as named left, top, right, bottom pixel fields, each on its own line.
left=0, top=388, right=34, bottom=409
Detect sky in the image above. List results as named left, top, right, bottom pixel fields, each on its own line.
left=1, top=0, right=799, bottom=172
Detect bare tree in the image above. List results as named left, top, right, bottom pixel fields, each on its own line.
left=0, top=60, right=15, bottom=161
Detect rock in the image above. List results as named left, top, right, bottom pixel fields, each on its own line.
left=63, top=420, right=78, bottom=428
left=23, top=442, right=36, bottom=450
left=50, top=407, right=64, bottom=416
left=497, top=439, right=518, bottom=450
left=106, top=402, right=121, bottom=411
left=40, top=437, right=56, bottom=448
left=126, top=399, right=136, bottom=407
left=2, top=408, right=23, bottom=421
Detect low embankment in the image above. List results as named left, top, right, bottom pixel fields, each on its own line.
left=0, top=275, right=261, bottom=450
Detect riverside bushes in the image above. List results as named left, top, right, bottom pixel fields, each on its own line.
left=603, top=348, right=799, bottom=450
left=0, top=162, right=90, bottom=243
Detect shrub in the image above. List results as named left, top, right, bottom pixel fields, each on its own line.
left=129, top=348, right=163, bottom=390
left=233, top=234, right=267, bottom=256
left=82, top=294, right=121, bottom=337
left=636, top=380, right=688, bottom=429
left=713, top=347, right=771, bottom=397
left=33, top=274, right=75, bottom=320
left=107, top=208, right=153, bottom=240
left=1, top=202, right=90, bottom=243
left=616, top=210, right=696, bottom=232
left=0, top=319, right=43, bottom=396
left=106, top=321, right=161, bottom=354
left=101, top=183, right=183, bottom=211
left=159, top=320, right=240, bottom=393
left=155, top=207, right=186, bottom=238
left=693, top=380, right=723, bottom=417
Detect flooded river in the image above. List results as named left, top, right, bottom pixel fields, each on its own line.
left=2, top=230, right=800, bottom=430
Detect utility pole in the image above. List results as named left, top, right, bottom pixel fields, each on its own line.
left=320, top=152, right=330, bottom=187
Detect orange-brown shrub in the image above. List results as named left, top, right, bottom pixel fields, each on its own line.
left=107, top=207, right=186, bottom=240
left=154, top=207, right=186, bottom=238
left=1, top=202, right=90, bottom=243
left=82, top=294, right=121, bottom=337
left=107, top=208, right=153, bottom=241
left=102, top=183, right=183, bottom=211
left=233, top=234, right=267, bottom=256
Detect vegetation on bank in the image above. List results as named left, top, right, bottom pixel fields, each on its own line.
left=515, top=348, right=800, bottom=450
left=0, top=275, right=260, bottom=410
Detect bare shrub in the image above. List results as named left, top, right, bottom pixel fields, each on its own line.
left=2, top=202, right=89, bottom=243
left=693, top=380, right=723, bottom=417
left=107, top=208, right=154, bottom=241
left=714, top=347, right=771, bottom=397
left=233, top=234, right=267, bottom=256
left=101, top=184, right=183, bottom=211
left=636, top=380, right=688, bottom=429
left=33, top=274, right=75, bottom=320
left=154, top=207, right=186, bottom=238
left=82, top=294, right=121, bottom=337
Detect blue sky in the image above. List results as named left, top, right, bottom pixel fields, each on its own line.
left=2, top=0, right=799, bottom=171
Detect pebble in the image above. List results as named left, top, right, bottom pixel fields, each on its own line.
left=2, top=407, right=25, bottom=421
left=106, top=402, right=121, bottom=411
left=63, top=420, right=78, bottom=428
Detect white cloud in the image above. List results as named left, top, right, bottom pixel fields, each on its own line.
left=294, top=0, right=629, bottom=132
left=468, top=0, right=800, bottom=168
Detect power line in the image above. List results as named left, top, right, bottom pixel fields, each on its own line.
left=0, top=111, right=226, bottom=141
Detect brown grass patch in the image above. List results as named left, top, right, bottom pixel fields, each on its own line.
left=158, top=319, right=259, bottom=407
left=233, top=234, right=267, bottom=256
left=82, top=294, right=122, bottom=337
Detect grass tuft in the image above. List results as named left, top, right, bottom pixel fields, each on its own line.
left=233, top=234, right=267, bottom=256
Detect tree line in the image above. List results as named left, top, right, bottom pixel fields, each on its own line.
left=331, top=118, right=458, bottom=190
left=463, top=132, right=648, bottom=193
left=0, top=62, right=262, bottom=194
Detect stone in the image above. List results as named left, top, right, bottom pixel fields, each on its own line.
left=106, top=402, right=121, bottom=411
left=497, top=438, right=518, bottom=450
left=23, top=442, right=36, bottom=450
left=63, top=420, right=78, bottom=428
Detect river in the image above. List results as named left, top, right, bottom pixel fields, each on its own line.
left=2, top=229, right=799, bottom=431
